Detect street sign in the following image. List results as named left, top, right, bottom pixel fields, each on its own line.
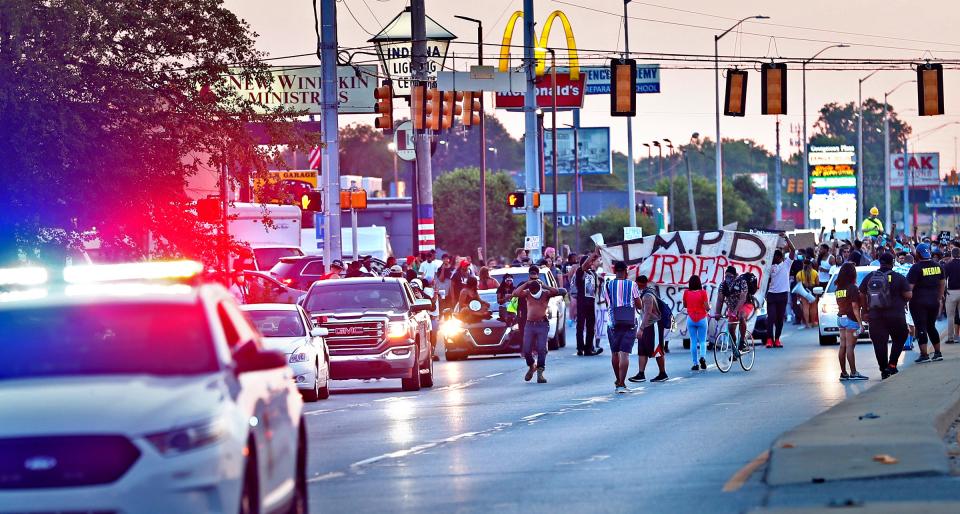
left=226, top=65, right=377, bottom=114
left=524, top=235, right=541, bottom=251
left=393, top=121, right=416, bottom=162
left=512, top=193, right=568, bottom=214
left=623, top=226, right=643, bottom=240
left=494, top=72, right=585, bottom=110
left=436, top=68, right=526, bottom=92
left=582, top=64, right=660, bottom=94
left=889, top=152, right=941, bottom=189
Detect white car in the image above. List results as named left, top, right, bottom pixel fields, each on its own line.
left=243, top=303, right=331, bottom=401
left=0, top=262, right=307, bottom=514
left=817, top=266, right=877, bottom=345
left=488, top=266, right=568, bottom=350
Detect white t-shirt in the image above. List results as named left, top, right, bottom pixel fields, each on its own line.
left=419, top=259, right=440, bottom=282
left=768, top=260, right=791, bottom=294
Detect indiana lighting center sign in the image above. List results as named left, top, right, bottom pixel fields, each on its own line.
left=226, top=65, right=377, bottom=114
left=808, top=145, right=857, bottom=230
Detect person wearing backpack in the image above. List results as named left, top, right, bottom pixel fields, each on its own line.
left=906, top=243, right=945, bottom=364
left=713, top=266, right=753, bottom=352
left=628, top=275, right=669, bottom=384
left=858, top=253, right=912, bottom=379
left=603, top=261, right=642, bottom=393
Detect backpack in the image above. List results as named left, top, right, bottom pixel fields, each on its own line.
left=865, top=270, right=893, bottom=309
left=739, top=272, right=759, bottom=296
left=607, top=280, right=637, bottom=327
left=643, top=288, right=673, bottom=328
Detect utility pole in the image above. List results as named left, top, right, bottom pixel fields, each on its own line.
left=775, top=117, right=782, bottom=221
left=573, top=109, right=581, bottom=252
left=624, top=0, right=637, bottom=226
left=883, top=98, right=891, bottom=231
left=454, top=15, right=487, bottom=258
left=319, top=0, right=342, bottom=262
left=522, top=0, right=541, bottom=259
left=684, top=149, right=697, bottom=230
left=857, top=70, right=879, bottom=229
left=411, top=0, right=434, bottom=254
left=903, top=141, right=910, bottom=234
left=549, top=49, right=558, bottom=250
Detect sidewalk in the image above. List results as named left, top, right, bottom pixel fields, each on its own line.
left=764, top=339, right=960, bottom=487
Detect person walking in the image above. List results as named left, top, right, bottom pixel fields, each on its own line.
left=603, top=261, right=642, bottom=392
left=512, top=266, right=566, bottom=384
left=795, top=259, right=820, bottom=329
left=629, top=275, right=668, bottom=384
left=575, top=249, right=602, bottom=356
left=907, top=243, right=945, bottom=363
left=862, top=206, right=885, bottom=238
left=477, top=266, right=499, bottom=290
left=942, top=247, right=960, bottom=344
left=319, top=259, right=344, bottom=280
left=594, top=272, right=609, bottom=354
left=683, top=275, right=710, bottom=371
left=835, top=262, right=868, bottom=381
left=859, top=253, right=912, bottom=379
left=766, top=243, right=794, bottom=348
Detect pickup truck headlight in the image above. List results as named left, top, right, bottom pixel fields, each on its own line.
left=145, top=419, right=225, bottom=456
left=387, top=321, right=409, bottom=340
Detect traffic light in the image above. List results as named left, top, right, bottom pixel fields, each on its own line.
left=196, top=198, right=221, bottom=223
left=461, top=91, right=481, bottom=128
left=425, top=87, right=441, bottom=131
left=340, top=189, right=368, bottom=210
left=441, top=91, right=462, bottom=130
left=411, top=84, right=426, bottom=131
left=761, top=63, right=787, bottom=115
left=299, top=191, right=323, bottom=212
left=507, top=192, right=524, bottom=208
left=786, top=178, right=795, bottom=194
left=532, top=192, right=540, bottom=208
left=610, top=58, right=637, bottom=117
left=724, top=69, right=748, bottom=117
left=373, top=80, right=393, bottom=132
left=917, top=62, right=944, bottom=116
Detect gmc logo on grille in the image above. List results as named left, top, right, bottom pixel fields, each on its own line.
left=333, top=327, right=365, bottom=336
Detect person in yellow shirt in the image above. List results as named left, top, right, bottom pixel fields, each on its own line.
left=862, top=207, right=884, bottom=237
left=796, top=259, right=820, bottom=328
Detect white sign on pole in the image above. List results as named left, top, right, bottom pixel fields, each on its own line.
left=436, top=68, right=527, bottom=92
left=524, top=235, right=541, bottom=251
left=623, top=226, right=643, bottom=241
left=590, top=233, right=605, bottom=247
left=226, top=65, right=377, bottom=114
left=393, top=121, right=416, bottom=162
left=889, top=152, right=941, bottom=189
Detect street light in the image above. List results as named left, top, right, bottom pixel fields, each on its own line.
left=802, top=43, right=850, bottom=228
left=387, top=142, right=398, bottom=197
left=714, top=14, right=769, bottom=229
left=663, top=138, right=675, bottom=230
left=857, top=69, right=882, bottom=228
left=883, top=79, right=915, bottom=231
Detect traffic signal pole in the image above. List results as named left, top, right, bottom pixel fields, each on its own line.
left=623, top=1, right=637, bottom=227
left=775, top=117, right=782, bottom=221
left=319, top=0, right=342, bottom=262
left=522, top=0, right=541, bottom=260
left=411, top=0, right=434, bottom=256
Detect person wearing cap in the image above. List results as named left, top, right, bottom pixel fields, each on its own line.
left=512, top=265, right=566, bottom=384
left=862, top=207, right=885, bottom=238
left=450, top=259, right=472, bottom=302
left=859, top=253, right=912, bottom=379
left=319, top=260, right=344, bottom=280
left=907, top=243, right=945, bottom=363
left=387, top=264, right=404, bottom=278
left=942, top=247, right=960, bottom=344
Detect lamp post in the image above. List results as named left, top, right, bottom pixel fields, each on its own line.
left=547, top=48, right=559, bottom=249
left=663, top=138, right=675, bottom=230
left=883, top=79, right=915, bottom=232
left=564, top=122, right=581, bottom=252
left=624, top=0, right=637, bottom=226
left=857, top=69, right=880, bottom=229
left=802, top=43, right=849, bottom=228
left=714, top=14, right=769, bottom=229
left=653, top=140, right=664, bottom=229
left=454, top=15, right=488, bottom=258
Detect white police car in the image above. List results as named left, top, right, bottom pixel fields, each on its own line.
left=0, top=261, right=308, bottom=514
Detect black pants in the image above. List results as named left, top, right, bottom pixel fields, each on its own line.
left=789, top=280, right=803, bottom=324
left=909, top=302, right=941, bottom=349
left=867, top=310, right=909, bottom=373
left=576, top=297, right=596, bottom=353
left=767, top=291, right=788, bottom=341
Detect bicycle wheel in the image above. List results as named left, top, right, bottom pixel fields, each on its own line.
left=714, top=331, right=734, bottom=373
left=739, top=331, right=756, bottom=371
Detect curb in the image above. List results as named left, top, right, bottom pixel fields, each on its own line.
left=764, top=343, right=960, bottom=486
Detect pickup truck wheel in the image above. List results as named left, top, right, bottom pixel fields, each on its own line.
left=401, top=352, right=422, bottom=391
left=317, top=361, right=330, bottom=400
left=420, top=347, right=435, bottom=388
left=819, top=334, right=838, bottom=346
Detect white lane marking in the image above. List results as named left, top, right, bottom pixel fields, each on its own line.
left=521, top=412, right=547, bottom=421
left=558, top=454, right=610, bottom=466
left=484, top=372, right=505, bottom=378
left=307, top=471, right=345, bottom=483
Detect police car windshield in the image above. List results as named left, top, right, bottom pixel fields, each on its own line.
left=0, top=304, right=217, bottom=380
left=304, top=283, right=406, bottom=312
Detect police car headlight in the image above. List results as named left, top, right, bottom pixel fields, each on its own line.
left=439, top=318, right=463, bottom=338
left=145, top=419, right=225, bottom=456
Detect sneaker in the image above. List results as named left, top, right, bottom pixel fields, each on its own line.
left=699, top=357, right=707, bottom=370
left=524, top=365, right=536, bottom=382
left=774, top=339, right=783, bottom=348
left=947, top=339, right=958, bottom=345
left=536, top=367, right=547, bottom=383
left=616, top=385, right=627, bottom=394
left=577, top=351, right=584, bottom=356
left=881, top=369, right=890, bottom=380
left=651, top=373, right=669, bottom=383
left=915, top=354, right=931, bottom=364
left=765, top=339, right=774, bottom=349
left=849, top=372, right=869, bottom=381
left=839, top=372, right=850, bottom=381
left=691, top=364, right=700, bottom=371
left=628, top=372, right=646, bottom=383
left=886, top=365, right=899, bottom=376
left=931, top=351, right=944, bottom=362
left=593, top=348, right=604, bottom=356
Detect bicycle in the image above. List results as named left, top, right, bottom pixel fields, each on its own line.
left=712, top=315, right=756, bottom=373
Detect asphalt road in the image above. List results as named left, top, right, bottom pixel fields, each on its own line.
left=302, top=322, right=916, bottom=514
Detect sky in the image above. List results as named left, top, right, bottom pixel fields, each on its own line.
left=224, top=0, right=960, bottom=173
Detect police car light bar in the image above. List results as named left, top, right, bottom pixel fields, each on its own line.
left=63, top=260, right=204, bottom=284
left=0, top=267, right=49, bottom=286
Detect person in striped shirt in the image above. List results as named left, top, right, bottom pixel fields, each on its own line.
left=603, top=261, right=642, bottom=393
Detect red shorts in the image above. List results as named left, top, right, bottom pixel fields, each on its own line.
left=726, top=303, right=755, bottom=322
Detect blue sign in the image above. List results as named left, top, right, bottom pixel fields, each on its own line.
left=582, top=64, right=660, bottom=95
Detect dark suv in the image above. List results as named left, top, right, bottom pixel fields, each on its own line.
left=270, top=256, right=326, bottom=290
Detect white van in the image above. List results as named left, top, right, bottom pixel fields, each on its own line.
left=229, top=203, right=304, bottom=271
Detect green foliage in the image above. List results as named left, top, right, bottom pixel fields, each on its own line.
left=578, top=208, right=657, bottom=251
left=732, top=175, right=774, bottom=229
left=433, top=168, right=519, bottom=259
left=655, top=175, right=752, bottom=231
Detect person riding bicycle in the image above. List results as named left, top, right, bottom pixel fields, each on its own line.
left=713, top=266, right=753, bottom=352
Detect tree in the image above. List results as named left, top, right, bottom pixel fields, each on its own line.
left=578, top=207, right=657, bottom=251
left=433, top=167, right=519, bottom=259
left=338, top=123, right=392, bottom=183
left=431, top=116, right=525, bottom=175
left=0, top=0, right=314, bottom=265
left=732, top=175, right=774, bottom=229
left=656, top=175, right=752, bottom=231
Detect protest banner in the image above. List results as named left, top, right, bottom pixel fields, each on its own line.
left=598, top=230, right=779, bottom=334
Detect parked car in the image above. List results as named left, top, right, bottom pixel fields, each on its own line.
left=817, top=266, right=877, bottom=345
left=242, top=269, right=306, bottom=304
left=0, top=261, right=307, bottom=514
left=243, top=303, right=331, bottom=401
left=487, top=266, right=568, bottom=350
left=270, top=255, right=327, bottom=291
left=439, top=289, right=522, bottom=361
left=301, top=277, right=435, bottom=391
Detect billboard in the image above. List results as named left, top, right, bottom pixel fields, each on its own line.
left=543, top=127, right=611, bottom=175
left=226, top=65, right=377, bottom=114
left=808, top=145, right=857, bottom=230
left=890, top=152, right=940, bottom=189
left=582, top=64, right=660, bottom=94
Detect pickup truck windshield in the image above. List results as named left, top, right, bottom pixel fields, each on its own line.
left=305, top=283, right=406, bottom=313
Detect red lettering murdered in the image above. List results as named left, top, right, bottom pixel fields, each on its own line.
left=659, top=254, right=680, bottom=284
left=712, top=255, right=729, bottom=283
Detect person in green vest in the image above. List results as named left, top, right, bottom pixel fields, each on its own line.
left=862, top=207, right=885, bottom=237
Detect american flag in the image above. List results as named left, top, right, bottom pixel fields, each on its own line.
left=308, top=146, right=322, bottom=170
left=417, top=204, right=435, bottom=252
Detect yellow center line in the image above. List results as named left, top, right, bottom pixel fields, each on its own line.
left=723, top=449, right=770, bottom=492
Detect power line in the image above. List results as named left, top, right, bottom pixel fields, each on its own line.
left=338, top=0, right=377, bottom=36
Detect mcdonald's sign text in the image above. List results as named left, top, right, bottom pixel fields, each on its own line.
left=494, top=73, right=586, bottom=110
